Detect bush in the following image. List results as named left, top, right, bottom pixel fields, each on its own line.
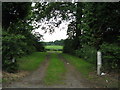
left=34, top=42, right=45, bottom=52
left=75, top=44, right=97, bottom=65
left=63, top=39, right=75, bottom=54
left=2, top=32, right=26, bottom=72
left=100, top=42, right=120, bottom=72
left=2, top=31, right=36, bottom=73
left=3, top=59, right=19, bottom=73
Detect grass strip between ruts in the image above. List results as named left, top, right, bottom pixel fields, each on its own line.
left=43, top=53, right=66, bottom=85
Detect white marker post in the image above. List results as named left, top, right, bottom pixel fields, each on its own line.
left=97, top=51, right=102, bottom=75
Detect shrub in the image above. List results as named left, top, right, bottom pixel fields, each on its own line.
left=75, top=44, right=97, bottom=65
left=63, top=39, right=75, bottom=54
left=2, top=32, right=26, bottom=73
left=34, top=42, right=45, bottom=52
left=100, top=42, right=120, bottom=72
left=2, top=31, right=36, bottom=73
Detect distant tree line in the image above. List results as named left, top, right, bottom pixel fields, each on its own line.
left=44, top=39, right=64, bottom=46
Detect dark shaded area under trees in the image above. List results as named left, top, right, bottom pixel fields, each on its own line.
left=44, top=39, right=64, bottom=46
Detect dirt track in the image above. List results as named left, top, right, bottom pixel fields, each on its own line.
left=3, top=53, right=93, bottom=88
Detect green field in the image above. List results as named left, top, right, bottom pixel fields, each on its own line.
left=45, top=45, right=63, bottom=50
left=18, top=52, right=47, bottom=71
left=43, top=53, right=66, bottom=85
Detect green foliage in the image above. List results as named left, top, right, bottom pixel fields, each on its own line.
left=2, top=2, right=32, bottom=29
left=2, top=2, right=120, bottom=73
left=63, top=39, right=75, bottom=54
left=62, top=2, right=120, bottom=72
left=35, top=2, right=120, bottom=73
left=76, top=44, right=97, bottom=64
left=100, top=43, right=120, bottom=72
left=2, top=31, right=27, bottom=73
left=34, top=42, right=45, bottom=52
left=44, top=39, right=64, bottom=46
left=44, top=53, right=66, bottom=85
left=2, top=2, right=44, bottom=73
left=2, top=27, right=38, bottom=73
left=81, top=3, right=120, bottom=48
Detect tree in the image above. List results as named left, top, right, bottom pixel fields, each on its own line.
left=2, top=2, right=44, bottom=72
left=3, top=2, right=119, bottom=72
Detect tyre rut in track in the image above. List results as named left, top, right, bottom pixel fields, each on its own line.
left=4, top=53, right=95, bottom=88
left=58, top=54, right=92, bottom=88
left=4, top=54, right=50, bottom=88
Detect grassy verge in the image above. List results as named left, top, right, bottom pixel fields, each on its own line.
left=18, top=52, right=47, bottom=71
left=62, top=54, right=119, bottom=88
left=3, top=52, right=47, bottom=83
left=62, top=53, right=94, bottom=77
left=44, top=53, right=66, bottom=85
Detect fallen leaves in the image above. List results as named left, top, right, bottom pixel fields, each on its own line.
left=3, top=71, right=29, bottom=83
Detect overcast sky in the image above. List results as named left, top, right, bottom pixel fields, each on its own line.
left=34, top=21, right=69, bottom=42
left=31, top=3, right=73, bottom=42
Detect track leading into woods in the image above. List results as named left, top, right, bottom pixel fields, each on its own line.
left=3, top=52, right=91, bottom=88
